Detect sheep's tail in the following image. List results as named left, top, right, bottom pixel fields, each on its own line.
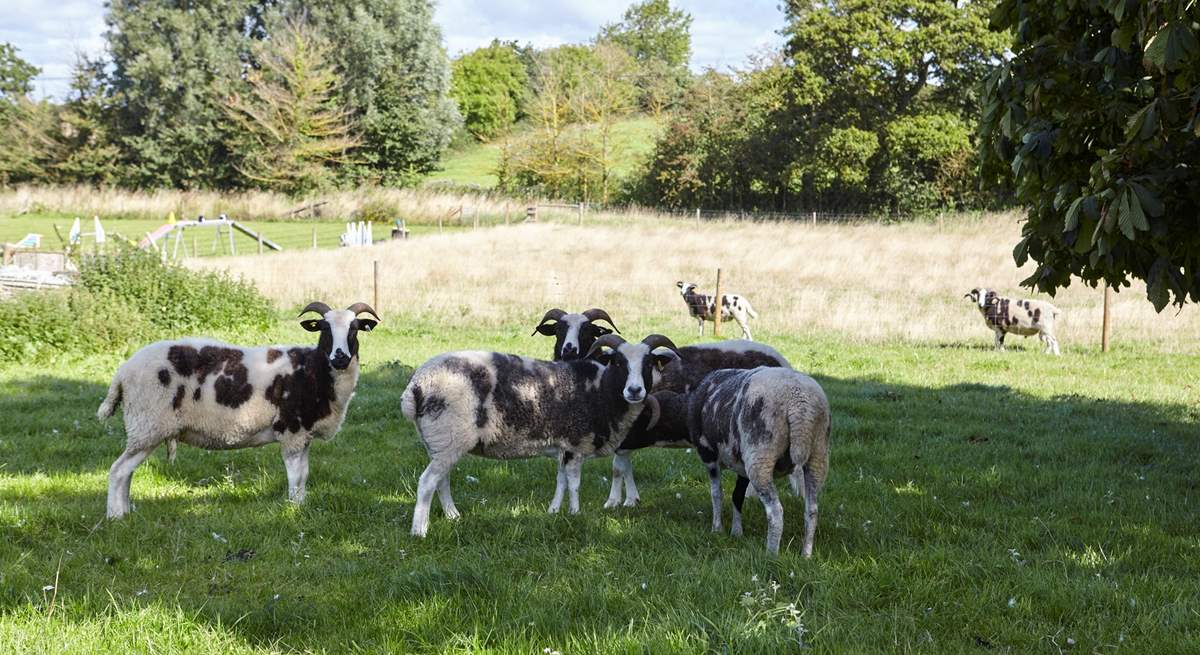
left=97, top=374, right=123, bottom=419
left=744, top=300, right=759, bottom=320
left=400, top=377, right=420, bottom=423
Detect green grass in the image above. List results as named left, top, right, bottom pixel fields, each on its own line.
left=1, top=322, right=1198, bottom=653
left=427, top=116, right=662, bottom=189
left=0, top=214, right=459, bottom=258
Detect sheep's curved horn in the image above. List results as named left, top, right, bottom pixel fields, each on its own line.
left=531, top=308, right=568, bottom=336
left=641, top=393, right=661, bottom=430
left=346, top=302, right=381, bottom=321
left=584, top=334, right=627, bottom=359
left=640, top=334, right=679, bottom=354
left=582, top=308, right=620, bottom=334
left=299, top=301, right=332, bottom=317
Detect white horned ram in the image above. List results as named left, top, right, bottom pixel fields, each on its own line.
left=677, top=281, right=758, bottom=339
left=401, top=334, right=679, bottom=537
left=96, top=301, right=379, bottom=519
left=965, top=287, right=1062, bottom=355
left=688, top=367, right=831, bottom=556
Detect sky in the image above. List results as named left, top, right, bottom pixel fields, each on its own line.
left=0, top=0, right=787, bottom=100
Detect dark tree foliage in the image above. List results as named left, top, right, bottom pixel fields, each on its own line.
left=0, top=42, right=39, bottom=103
left=980, top=1, right=1200, bottom=310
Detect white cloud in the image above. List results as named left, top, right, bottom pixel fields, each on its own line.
left=3, top=0, right=787, bottom=100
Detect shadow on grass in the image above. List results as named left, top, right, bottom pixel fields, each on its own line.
left=1, top=362, right=1198, bottom=651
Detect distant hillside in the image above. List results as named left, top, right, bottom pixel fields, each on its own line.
left=425, top=116, right=662, bottom=189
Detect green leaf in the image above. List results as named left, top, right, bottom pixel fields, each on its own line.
left=1064, top=195, right=1084, bottom=230
left=1124, top=101, right=1157, bottom=142
left=1117, top=189, right=1136, bottom=240
left=1144, top=22, right=1200, bottom=73
left=1127, top=187, right=1148, bottom=231
left=1147, top=276, right=1170, bottom=312
left=1129, top=182, right=1164, bottom=217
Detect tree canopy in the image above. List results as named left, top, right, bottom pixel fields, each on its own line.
left=980, top=0, right=1200, bottom=310
left=450, top=41, right=530, bottom=141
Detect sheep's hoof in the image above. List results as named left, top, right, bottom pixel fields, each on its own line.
left=444, top=508, right=461, bottom=520
left=410, top=527, right=428, bottom=538
left=547, top=504, right=561, bottom=514
left=622, top=496, right=639, bottom=508
left=603, top=498, right=621, bottom=509
left=731, top=525, right=743, bottom=537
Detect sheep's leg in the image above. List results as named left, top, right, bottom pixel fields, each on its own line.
left=697, top=318, right=705, bottom=338
left=411, top=457, right=455, bottom=537
left=565, top=452, right=584, bottom=514
left=787, top=470, right=802, bottom=497
left=992, top=329, right=1006, bottom=351
left=604, top=451, right=627, bottom=509
left=800, top=465, right=822, bottom=559
left=1051, top=335, right=1061, bottom=356
left=106, top=446, right=152, bottom=519
left=437, top=475, right=460, bottom=520
left=548, top=452, right=568, bottom=514
left=620, top=452, right=640, bottom=507
left=735, top=314, right=752, bottom=340
left=166, top=439, right=177, bottom=464
left=707, top=462, right=723, bottom=533
left=282, top=442, right=311, bottom=504
left=750, top=468, right=784, bottom=555
left=730, top=475, right=749, bottom=537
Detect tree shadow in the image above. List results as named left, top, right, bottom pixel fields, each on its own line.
left=1, top=362, right=1197, bottom=651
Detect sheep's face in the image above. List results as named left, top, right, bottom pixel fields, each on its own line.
left=677, top=281, right=698, bottom=296
left=532, top=308, right=619, bottom=361
left=300, top=309, right=378, bottom=370
left=589, top=337, right=679, bottom=404
left=965, top=288, right=991, bottom=309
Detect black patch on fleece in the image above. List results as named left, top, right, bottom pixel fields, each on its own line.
left=619, top=390, right=690, bottom=450
left=172, top=384, right=186, bottom=410
left=264, top=347, right=336, bottom=434
left=157, top=369, right=170, bottom=386
left=658, top=345, right=787, bottom=394
left=168, top=345, right=254, bottom=408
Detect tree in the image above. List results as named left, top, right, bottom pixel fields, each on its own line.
left=980, top=0, right=1200, bottom=310
left=599, top=0, right=693, bottom=116
left=0, top=43, right=39, bottom=113
left=103, top=0, right=256, bottom=189
left=599, top=0, right=692, bottom=69
left=450, top=41, right=529, bottom=141
left=224, top=18, right=359, bottom=195
left=291, top=0, right=460, bottom=186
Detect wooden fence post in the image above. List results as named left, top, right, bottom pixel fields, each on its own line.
left=811, top=211, right=816, bottom=226
left=695, top=208, right=700, bottom=227
left=504, top=204, right=510, bottom=226
left=713, top=268, right=723, bottom=338
left=1102, top=286, right=1113, bottom=353
left=228, top=225, right=236, bottom=255
left=373, top=260, right=380, bottom=316
left=577, top=203, right=583, bottom=226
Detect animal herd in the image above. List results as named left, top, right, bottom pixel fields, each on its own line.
left=96, top=283, right=1063, bottom=558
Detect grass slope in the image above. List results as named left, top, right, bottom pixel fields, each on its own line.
left=1, top=323, right=1197, bottom=653
left=426, top=116, right=662, bottom=189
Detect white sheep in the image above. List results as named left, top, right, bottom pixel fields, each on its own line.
left=965, top=287, right=1062, bottom=355
left=677, top=281, right=758, bottom=339
left=97, top=301, right=379, bottom=518
left=688, top=367, right=831, bottom=556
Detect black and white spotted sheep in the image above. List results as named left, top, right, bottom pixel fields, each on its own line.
left=604, top=340, right=793, bottom=508
left=96, top=301, right=379, bottom=518
left=965, top=287, right=1062, bottom=355
left=688, top=367, right=831, bottom=556
left=676, top=281, right=758, bottom=339
left=400, top=334, right=679, bottom=537
left=531, top=307, right=620, bottom=361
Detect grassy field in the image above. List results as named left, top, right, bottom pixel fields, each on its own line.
left=1, top=216, right=1198, bottom=653
left=426, top=116, right=662, bottom=189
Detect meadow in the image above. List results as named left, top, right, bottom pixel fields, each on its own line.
left=1, top=213, right=1197, bottom=653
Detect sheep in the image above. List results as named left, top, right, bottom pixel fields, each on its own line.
left=688, top=367, right=831, bottom=556
left=676, top=281, right=758, bottom=339
left=531, top=307, right=620, bottom=361
left=97, top=301, right=380, bottom=519
left=604, top=340, right=792, bottom=508
left=401, top=334, right=679, bottom=537
left=965, top=288, right=1062, bottom=355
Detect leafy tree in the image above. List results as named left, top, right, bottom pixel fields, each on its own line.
left=224, top=18, right=359, bottom=195
left=0, top=43, right=39, bottom=116
left=290, top=0, right=460, bottom=186
left=450, top=41, right=529, bottom=141
left=103, top=0, right=255, bottom=189
left=980, top=0, right=1200, bottom=310
left=599, top=0, right=693, bottom=116
left=599, top=0, right=692, bottom=69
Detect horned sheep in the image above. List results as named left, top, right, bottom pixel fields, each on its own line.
left=688, top=367, right=831, bottom=556
left=401, top=334, right=678, bottom=537
left=965, top=287, right=1062, bottom=355
left=97, top=301, right=379, bottom=519
left=677, top=281, right=758, bottom=339
left=531, top=307, right=620, bottom=361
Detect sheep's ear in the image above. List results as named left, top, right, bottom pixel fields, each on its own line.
left=588, top=349, right=613, bottom=365
left=356, top=319, right=378, bottom=332
left=652, top=352, right=676, bottom=371
left=534, top=322, right=557, bottom=336
left=593, top=325, right=613, bottom=336
left=300, top=319, right=324, bottom=332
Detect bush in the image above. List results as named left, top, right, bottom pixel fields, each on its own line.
left=0, top=250, right=272, bottom=360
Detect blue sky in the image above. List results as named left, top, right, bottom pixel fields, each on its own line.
left=1, top=0, right=787, bottom=100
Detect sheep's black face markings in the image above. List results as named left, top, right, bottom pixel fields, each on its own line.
left=537, top=314, right=612, bottom=361
left=265, top=347, right=336, bottom=433
left=302, top=311, right=375, bottom=370
left=167, top=345, right=254, bottom=408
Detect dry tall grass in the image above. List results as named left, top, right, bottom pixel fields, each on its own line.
left=0, top=185, right=521, bottom=224
left=192, top=212, right=1199, bottom=350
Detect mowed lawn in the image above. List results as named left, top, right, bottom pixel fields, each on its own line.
left=1, top=321, right=1197, bottom=653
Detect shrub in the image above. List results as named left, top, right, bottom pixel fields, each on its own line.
left=0, top=250, right=272, bottom=360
